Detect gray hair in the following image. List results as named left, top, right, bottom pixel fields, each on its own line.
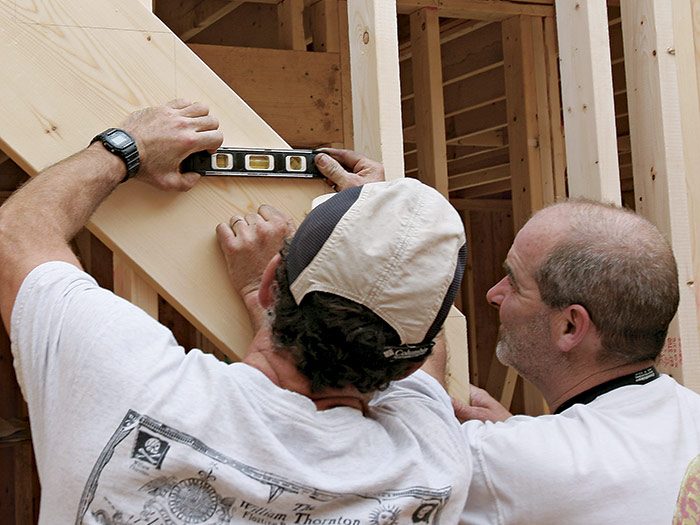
left=534, top=200, right=679, bottom=364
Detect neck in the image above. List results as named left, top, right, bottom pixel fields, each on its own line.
left=243, top=328, right=369, bottom=413
left=546, top=359, right=655, bottom=412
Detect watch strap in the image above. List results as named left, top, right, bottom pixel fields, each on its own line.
left=90, top=128, right=140, bottom=183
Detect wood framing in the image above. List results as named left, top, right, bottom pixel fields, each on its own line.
left=346, top=1, right=469, bottom=401
left=620, top=0, right=700, bottom=390
left=188, top=45, right=344, bottom=147
left=0, top=0, right=330, bottom=361
left=347, top=0, right=406, bottom=179
left=277, top=0, right=306, bottom=50
left=155, top=0, right=278, bottom=42
left=396, top=0, right=554, bottom=19
left=410, top=7, right=449, bottom=196
left=556, top=0, right=621, bottom=202
left=499, top=14, right=566, bottom=414
left=113, top=255, right=159, bottom=319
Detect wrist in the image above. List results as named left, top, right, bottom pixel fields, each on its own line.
left=87, top=142, right=129, bottom=186
left=89, top=128, right=140, bottom=183
left=241, top=290, right=266, bottom=331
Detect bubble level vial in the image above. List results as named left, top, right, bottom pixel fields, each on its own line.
left=182, top=148, right=322, bottom=179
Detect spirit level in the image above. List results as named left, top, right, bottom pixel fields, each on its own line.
left=182, top=147, right=322, bottom=179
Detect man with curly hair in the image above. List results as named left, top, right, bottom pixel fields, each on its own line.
left=0, top=102, right=471, bottom=524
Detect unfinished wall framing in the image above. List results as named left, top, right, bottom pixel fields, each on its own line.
left=1, top=0, right=700, bottom=521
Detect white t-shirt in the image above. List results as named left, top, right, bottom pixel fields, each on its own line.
left=461, top=374, right=700, bottom=524
left=11, top=261, right=472, bottom=525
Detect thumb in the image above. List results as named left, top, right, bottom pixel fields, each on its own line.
left=315, top=153, right=349, bottom=185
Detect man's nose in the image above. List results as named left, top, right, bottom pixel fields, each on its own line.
left=486, top=276, right=507, bottom=309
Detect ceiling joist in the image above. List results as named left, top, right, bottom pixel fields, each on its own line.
left=396, top=0, right=554, bottom=19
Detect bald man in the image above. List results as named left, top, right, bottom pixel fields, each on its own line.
left=314, top=149, right=700, bottom=525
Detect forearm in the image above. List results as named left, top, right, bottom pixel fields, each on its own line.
left=0, top=144, right=123, bottom=328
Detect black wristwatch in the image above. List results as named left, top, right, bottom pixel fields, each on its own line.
left=90, top=128, right=140, bottom=182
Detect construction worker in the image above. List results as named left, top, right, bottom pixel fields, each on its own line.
left=315, top=148, right=700, bottom=525
left=0, top=101, right=471, bottom=523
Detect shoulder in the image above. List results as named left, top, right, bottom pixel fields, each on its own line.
left=372, top=370, right=452, bottom=409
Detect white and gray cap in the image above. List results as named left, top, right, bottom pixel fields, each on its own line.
left=286, top=178, right=467, bottom=361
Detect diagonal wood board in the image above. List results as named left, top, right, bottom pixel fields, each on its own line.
left=0, top=0, right=329, bottom=356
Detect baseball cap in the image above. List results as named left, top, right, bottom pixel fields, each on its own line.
left=286, top=178, right=467, bottom=360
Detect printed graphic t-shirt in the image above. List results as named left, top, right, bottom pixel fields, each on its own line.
left=11, top=262, right=471, bottom=525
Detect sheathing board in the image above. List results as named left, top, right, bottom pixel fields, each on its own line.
left=0, top=0, right=329, bottom=357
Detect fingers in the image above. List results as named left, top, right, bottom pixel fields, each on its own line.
left=167, top=98, right=192, bottom=110
left=152, top=171, right=200, bottom=191
left=178, top=101, right=210, bottom=118
left=197, top=129, right=224, bottom=154
left=229, top=216, right=245, bottom=232
left=315, top=152, right=351, bottom=186
left=216, top=222, right=236, bottom=247
left=190, top=114, right=220, bottom=132
left=316, top=147, right=367, bottom=170
left=257, top=204, right=290, bottom=224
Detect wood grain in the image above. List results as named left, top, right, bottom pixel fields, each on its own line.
left=621, top=0, right=700, bottom=390
left=555, top=0, right=621, bottom=202
left=0, top=0, right=329, bottom=359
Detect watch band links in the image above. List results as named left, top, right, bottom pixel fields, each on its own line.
left=90, top=128, right=140, bottom=183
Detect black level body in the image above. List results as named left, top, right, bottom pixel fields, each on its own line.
left=182, top=148, right=322, bottom=179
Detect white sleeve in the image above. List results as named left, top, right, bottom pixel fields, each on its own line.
left=459, top=420, right=504, bottom=525
left=10, top=261, right=184, bottom=452
left=371, top=370, right=455, bottom=417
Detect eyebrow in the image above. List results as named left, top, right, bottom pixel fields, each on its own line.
left=503, top=261, right=518, bottom=288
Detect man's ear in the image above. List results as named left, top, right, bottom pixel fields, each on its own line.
left=553, top=304, right=593, bottom=353
left=258, top=253, right=282, bottom=309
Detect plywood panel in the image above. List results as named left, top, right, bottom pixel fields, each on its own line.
left=188, top=44, right=343, bottom=147
left=0, top=0, right=329, bottom=359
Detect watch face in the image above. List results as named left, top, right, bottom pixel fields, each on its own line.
left=110, top=131, right=130, bottom=147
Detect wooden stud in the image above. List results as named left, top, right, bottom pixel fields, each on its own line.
left=621, top=0, right=700, bottom=390
left=410, top=7, right=449, bottom=196
left=278, top=0, right=306, bottom=51
left=310, top=0, right=340, bottom=52
left=461, top=212, right=480, bottom=388
left=346, top=0, right=405, bottom=177
left=556, top=0, right=621, bottom=202
left=338, top=0, right=354, bottom=149
left=531, top=17, right=555, bottom=204
left=346, top=0, right=468, bottom=401
left=544, top=16, right=567, bottom=200
left=501, top=15, right=552, bottom=415
left=689, top=0, right=700, bottom=348
left=445, top=307, right=470, bottom=402
left=502, top=15, right=544, bottom=228
left=113, top=253, right=159, bottom=319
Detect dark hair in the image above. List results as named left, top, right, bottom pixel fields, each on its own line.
left=534, top=200, right=679, bottom=364
left=270, top=245, right=429, bottom=393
